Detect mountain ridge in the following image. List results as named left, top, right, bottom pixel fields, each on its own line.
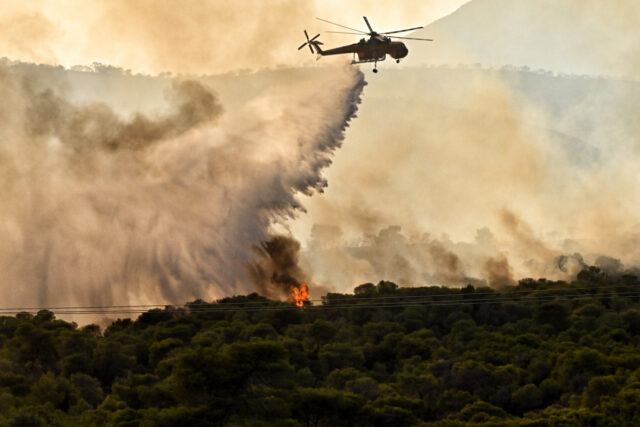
left=410, top=0, right=640, bottom=79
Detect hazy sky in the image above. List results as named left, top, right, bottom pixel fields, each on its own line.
left=0, top=0, right=469, bottom=74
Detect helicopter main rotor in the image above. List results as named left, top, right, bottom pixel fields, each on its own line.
left=316, top=16, right=433, bottom=42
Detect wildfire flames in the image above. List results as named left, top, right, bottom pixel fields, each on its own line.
left=291, top=282, right=309, bottom=307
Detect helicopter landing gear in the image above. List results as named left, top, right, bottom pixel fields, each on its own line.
left=396, top=59, right=400, bottom=64
left=373, top=68, right=378, bottom=73
left=373, top=59, right=378, bottom=73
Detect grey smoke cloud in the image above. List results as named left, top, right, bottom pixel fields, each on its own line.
left=25, top=79, right=222, bottom=152
left=0, top=61, right=365, bottom=312
left=292, top=66, right=640, bottom=291
left=303, top=225, right=512, bottom=289
left=249, top=235, right=309, bottom=301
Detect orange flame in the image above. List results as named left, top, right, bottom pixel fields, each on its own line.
left=291, top=282, right=309, bottom=307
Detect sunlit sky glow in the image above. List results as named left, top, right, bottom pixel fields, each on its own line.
left=0, top=0, right=470, bottom=74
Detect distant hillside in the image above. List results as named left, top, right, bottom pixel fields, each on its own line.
left=411, top=0, right=640, bottom=78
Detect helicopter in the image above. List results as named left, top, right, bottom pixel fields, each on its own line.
left=298, top=16, right=433, bottom=73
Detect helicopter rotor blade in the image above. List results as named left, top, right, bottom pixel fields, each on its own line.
left=309, top=33, right=321, bottom=42
left=316, top=17, right=368, bottom=34
left=389, top=35, right=434, bottom=41
left=326, top=31, right=366, bottom=35
left=309, top=43, right=314, bottom=53
left=381, top=26, right=424, bottom=35
left=363, top=16, right=374, bottom=33
left=298, top=42, right=307, bottom=50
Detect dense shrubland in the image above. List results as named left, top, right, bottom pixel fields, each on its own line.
left=1, top=269, right=640, bottom=426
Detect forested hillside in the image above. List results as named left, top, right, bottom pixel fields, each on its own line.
left=1, top=269, right=640, bottom=426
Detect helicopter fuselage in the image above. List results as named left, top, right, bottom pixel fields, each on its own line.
left=318, top=35, right=408, bottom=61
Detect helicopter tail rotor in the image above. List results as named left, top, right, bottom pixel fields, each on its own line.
left=298, top=30, right=323, bottom=54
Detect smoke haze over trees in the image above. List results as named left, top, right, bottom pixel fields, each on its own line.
left=2, top=0, right=640, bottom=310
left=293, top=66, right=640, bottom=291
left=2, top=59, right=640, bottom=317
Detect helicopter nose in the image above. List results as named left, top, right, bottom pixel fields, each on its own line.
left=399, top=45, right=408, bottom=58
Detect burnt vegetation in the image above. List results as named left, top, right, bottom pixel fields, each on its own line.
left=2, top=268, right=640, bottom=425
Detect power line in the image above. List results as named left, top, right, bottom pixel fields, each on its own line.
left=0, top=283, right=637, bottom=312
left=1, top=289, right=638, bottom=315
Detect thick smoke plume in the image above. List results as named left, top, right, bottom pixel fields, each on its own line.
left=249, top=235, right=308, bottom=301
left=0, top=61, right=365, bottom=311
